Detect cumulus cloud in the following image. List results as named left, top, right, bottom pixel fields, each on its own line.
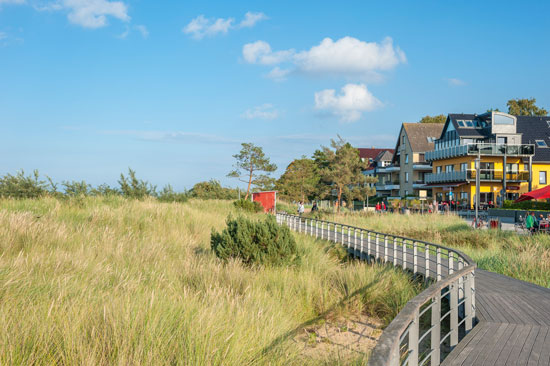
left=241, top=104, right=279, bottom=120
left=446, top=78, right=466, bottom=86
left=314, top=83, right=382, bottom=122
left=183, top=12, right=266, bottom=40
left=242, top=40, right=294, bottom=65
left=36, top=0, right=130, bottom=28
left=266, top=66, right=291, bottom=81
left=238, top=11, right=267, bottom=28
left=243, top=36, right=406, bottom=80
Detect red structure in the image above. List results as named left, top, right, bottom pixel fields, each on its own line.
left=252, top=191, right=277, bottom=213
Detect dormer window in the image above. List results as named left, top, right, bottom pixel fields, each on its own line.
left=536, top=140, right=548, bottom=148
left=457, top=120, right=465, bottom=127
left=465, top=121, right=474, bottom=127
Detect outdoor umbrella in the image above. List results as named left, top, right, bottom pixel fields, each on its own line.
left=514, top=185, right=550, bottom=203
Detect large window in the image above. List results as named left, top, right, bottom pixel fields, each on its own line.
left=541, top=171, right=547, bottom=185
left=494, top=114, right=514, bottom=125
left=445, top=165, right=454, bottom=173
left=436, top=166, right=442, bottom=173
left=461, top=163, right=468, bottom=171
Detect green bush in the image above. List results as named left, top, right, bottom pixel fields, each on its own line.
left=211, top=215, right=300, bottom=266
left=118, top=168, right=156, bottom=199
left=503, top=200, right=550, bottom=210
left=157, top=184, right=188, bottom=203
left=190, top=180, right=239, bottom=200
left=0, top=170, right=50, bottom=199
left=233, top=198, right=263, bottom=213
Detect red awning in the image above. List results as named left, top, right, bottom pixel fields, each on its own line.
left=514, top=185, right=550, bottom=203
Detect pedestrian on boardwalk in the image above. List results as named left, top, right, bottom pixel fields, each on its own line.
left=376, top=202, right=381, bottom=212
left=298, top=201, right=305, bottom=216
left=526, top=211, right=535, bottom=233
left=382, top=201, right=386, bottom=212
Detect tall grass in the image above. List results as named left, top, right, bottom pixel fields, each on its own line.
left=319, top=212, right=550, bottom=288
left=0, top=197, right=421, bottom=365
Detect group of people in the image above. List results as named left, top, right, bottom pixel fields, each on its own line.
left=525, top=212, right=550, bottom=233
left=375, top=202, right=387, bottom=212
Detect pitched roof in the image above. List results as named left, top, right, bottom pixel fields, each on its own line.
left=357, top=148, right=394, bottom=160
left=402, top=123, right=444, bottom=152
left=447, top=113, right=486, bottom=138
left=517, top=116, right=550, bottom=163
left=375, top=150, right=394, bottom=162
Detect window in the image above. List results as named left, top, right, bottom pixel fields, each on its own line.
left=465, top=121, right=474, bottom=127
left=436, top=166, right=442, bottom=173
left=497, top=137, right=508, bottom=144
left=462, top=138, right=473, bottom=145
left=541, top=171, right=547, bottom=185
left=405, top=172, right=409, bottom=183
left=461, top=163, right=468, bottom=171
left=427, top=136, right=435, bottom=143
left=402, top=135, right=405, bottom=144
left=494, top=114, right=514, bottom=125
left=524, top=163, right=529, bottom=172
left=460, top=192, right=468, bottom=200
left=536, top=140, right=548, bottom=148
left=547, top=121, right=550, bottom=128
left=506, top=163, right=519, bottom=172
left=405, top=154, right=409, bottom=164
left=445, top=165, right=454, bottom=173
left=405, top=190, right=409, bottom=196
left=457, top=120, right=465, bottom=127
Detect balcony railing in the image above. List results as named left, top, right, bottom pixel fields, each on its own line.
left=425, top=143, right=535, bottom=161
left=426, top=170, right=530, bottom=184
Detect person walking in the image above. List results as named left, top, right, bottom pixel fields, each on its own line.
left=298, top=201, right=305, bottom=216
left=382, top=201, right=386, bottom=212
left=311, top=201, right=318, bottom=212
left=375, top=202, right=381, bottom=212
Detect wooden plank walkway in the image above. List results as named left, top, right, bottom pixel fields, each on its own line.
left=291, top=219, right=550, bottom=365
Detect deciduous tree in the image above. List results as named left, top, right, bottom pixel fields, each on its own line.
left=318, top=137, right=368, bottom=211
left=507, top=98, right=548, bottom=116
left=276, top=157, right=319, bottom=202
left=228, top=143, right=277, bottom=200
left=419, top=115, right=446, bottom=124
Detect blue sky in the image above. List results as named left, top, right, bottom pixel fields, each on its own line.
left=1, top=0, right=549, bottom=190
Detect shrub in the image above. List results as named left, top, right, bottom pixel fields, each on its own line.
left=211, top=215, right=300, bottom=266
left=62, top=180, right=91, bottom=197
left=233, top=198, right=263, bottom=213
left=190, top=180, right=239, bottom=200
left=118, top=168, right=156, bottom=199
left=157, top=184, right=188, bottom=203
left=0, top=170, right=50, bottom=199
left=503, top=200, right=550, bottom=210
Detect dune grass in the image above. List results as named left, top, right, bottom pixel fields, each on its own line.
left=0, top=197, right=422, bottom=365
left=317, top=211, right=550, bottom=288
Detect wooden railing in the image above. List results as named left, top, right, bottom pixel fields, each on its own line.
left=275, top=213, right=476, bottom=366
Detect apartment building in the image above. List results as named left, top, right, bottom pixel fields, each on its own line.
left=425, top=111, right=550, bottom=208
left=363, top=148, right=395, bottom=197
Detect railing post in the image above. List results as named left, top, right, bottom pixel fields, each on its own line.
left=464, top=273, right=473, bottom=332
left=413, top=241, right=418, bottom=274
left=348, top=227, right=351, bottom=249
left=360, top=231, right=364, bottom=260
left=437, top=247, right=442, bottom=281
left=375, top=233, right=380, bottom=260
left=402, top=240, right=407, bottom=270
left=450, top=282, right=459, bottom=348
left=425, top=245, right=430, bottom=279
left=393, top=238, right=398, bottom=266
left=334, top=223, right=337, bottom=242
left=471, top=271, right=476, bottom=322
left=341, top=225, right=345, bottom=245
left=384, top=235, right=388, bottom=262
left=449, top=250, right=454, bottom=275
left=431, top=296, right=441, bottom=366
left=367, top=232, right=372, bottom=262
left=408, top=309, right=420, bottom=366
left=354, top=229, right=358, bottom=257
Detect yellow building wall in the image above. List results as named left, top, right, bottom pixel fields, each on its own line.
left=532, top=164, right=550, bottom=190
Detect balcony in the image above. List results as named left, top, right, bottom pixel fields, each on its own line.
left=425, top=143, right=535, bottom=162
left=412, top=180, right=426, bottom=188
left=425, top=170, right=530, bottom=184
left=413, top=163, right=432, bottom=170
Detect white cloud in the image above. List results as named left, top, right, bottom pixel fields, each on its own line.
left=61, top=0, right=130, bottom=28
left=135, top=24, right=148, bottom=38
left=242, top=40, right=294, bottom=65
left=243, top=36, right=406, bottom=80
left=241, top=104, right=279, bottom=120
left=266, top=66, right=291, bottom=81
left=238, top=11, right=267, bottom=28
left=183, top=12, right=267, bottom=40
left=314, top=83, right=382, bottom=122
left=446, top=78, right=466, bottom=86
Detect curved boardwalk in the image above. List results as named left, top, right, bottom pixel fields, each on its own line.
left=277, top=213, right=550, bottom=366
left=442, top=270, right=550, bottom=366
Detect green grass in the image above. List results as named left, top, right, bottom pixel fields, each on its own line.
left=0, top=197, right=422, bottom=365
left=316, top=211, right=550, bottom=288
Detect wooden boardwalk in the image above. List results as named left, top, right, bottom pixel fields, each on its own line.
left=441, top=270, right=550, bottom=366
left=290, top=218, right=550, bottom=365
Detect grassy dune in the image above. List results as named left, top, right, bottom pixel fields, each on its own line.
left=0, top=197, right=421, bottom=365
left=319, top=212, right=550, bottom=288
